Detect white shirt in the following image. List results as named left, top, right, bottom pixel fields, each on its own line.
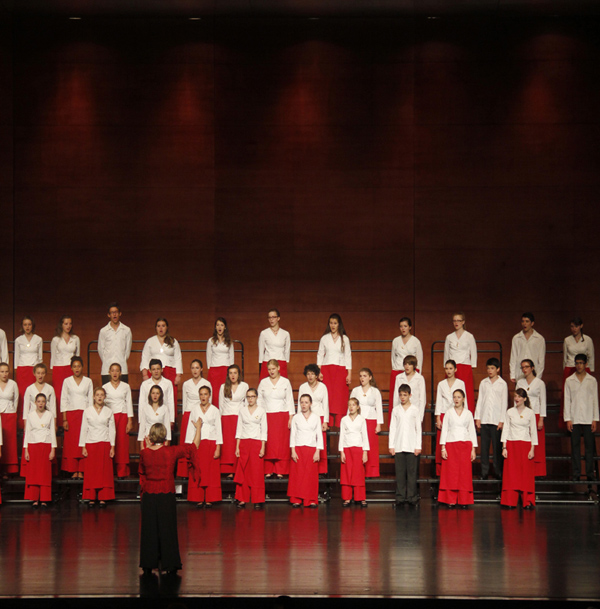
left=440, top=407, right=478, bottom=446
left=339, top=413, right=369, bottom=450
left=139, top=377, right=175, bottom=423
left=393, top=372, right=427, bottom=420
left=501, top=408, right=538, bottom=444
left=50, top=336, right=80, bottom=368
left=0, top=380, right=19, bottom=414
left=510, top=329, right=546, bottom=380
left=186, top=404, right=223, bottom=444
left=444, top=331, right=477, bottom=367
left=23, top=383, right=56, bottom=419
left=102, top=381, right=134, bottom=417
left=258, top=328, right=291, bottom=363
left=257, top=376, right=295, bottom=414
left=98, top=322, right=132, bottom=375
left=389, top=403, right=422, bottom=452
left=563, top=334, right=595, bottom=371
left=181, top=377, right=212, bottom=414
left=350, top=386, right=383, bottom=424
left=14, top=335, right=43, bottom=368
left=140, top=336, right=183, bottom=373
left=235, top=405, right=268, bottom=442
left=317, top=334, right=352, bottom=369
left=138, top=404, right=172, bottom=442
left=297, top=382, right=329, bottom=420
left=219, top=382, right=249, bottom=417
left=290, top=412, right=324, bottom=449
left=206, top=339, right=235, bottom=369
left=474, top=376, right=508, bottom=425
left=61, top=376, right=94, bottom=413
left=79, top=406, right=116, bottom=446
left=24, top=410, right=57, bottom=448
left=516, top=377, right=547, bottom=417
left=391, top=335, right=423, bottom=371
left=435, top=378, right=467, bottom=416
left=0, top=329, right=9, bottom=364
left=564, top=373, right=599, bottom=424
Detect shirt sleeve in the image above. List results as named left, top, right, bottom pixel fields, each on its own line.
left=87, top=381, right=94, bottom=408
left=439, top=411, right=449, bottom=445
left=140, top=339, right=152, bottom=371
left=174, top=340, right=183, bottom=374
left=443, top=335, right=450, bottom=364
left=125, top=385, right=134, bottom=418
left=418, top=376, right=426, bottom=422
left=339, top=419, right=346, bottom=451
left=375, top=388, right=384, bottom=425
left=415, top=411, right=422, bottom=451
left=529, top=412, right=538, bottom=446
left=562, top=338, right=568, bottom=369
left=109, top=412, right=116, bottom=445
left=500, top=413, right=509, bottom=443
left=563, top=380, right=572, bottom=422
left=509, top=335, right=518, bottom=380
left=290, top=416, right=298, bottom=448
left=14, top=338, right=20, bottom=369
left=285, top=381, right=295, bottom=415
left=97, top=328, right=105, bottom=365
left=23, top=417, right=31, bottom=448
left=0, top=331, right=7, bottom=364
left=499, top=381, right=508, bottom=424
left=361, top=418, right=370, bottom=450
left=125, top=328, right=133, bottom=361
left=539, top=381, right=547, bottom=418
left=468, top=413, right=478, bottom=447
left=235, top=412, right=243, bottom=439
left=137, top=407, right=147, bottom=441
left=315, top=417, right=324, bottom=450
left=322, top=384, right=330, bottom=423
left=228, top=342, right=235, bottom=366
left=392, top=375, right=400, bottom=409
left=37, top=337, right=43, bottom=364
left=469, top=333, right=477, bottom=368
left=215, top=411, right=224, bottom=445
left=50, top=337, right=58, bottom=369
left=75, top=336, right=81, bottom=357
left=593, top=380, right=599, bottom=421
left=537, top=337, right=546, bottom=379
left=61, top=380, right=70, bottom=413
left=260, top=411, right=268, bottom=442
left=50, top=418, right=58, bottom=448
left=435, top=382, right=443, bottom=416
left=284, top=331, right=291, bottom=363
left=79, top=411, right=89, bottom=447
left=588, top=337, right=595, bottom=373
left=317, top=337, right=325, bottom=366
left=258, top=332, right=265, bottom=364
left=388, top=410, right=397, bottom=449
left=165, top=382, right=175, bottom=423
left=206, top=339, right=213, bottom=369
left=474, top=382, right=484, bottom=420
left=416, top=339, right=424, bottom=372
left=344, top=336, right=352, bottom=370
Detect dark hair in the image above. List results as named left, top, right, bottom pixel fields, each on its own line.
left=444, top=359, right=457, bottom=368
left=359, top=367, right=377, bottom=387
left=199, top=385, right=212, bottom=396
left=191, top=359, right=204, bottom=370
left=211, top=317, right=232, bottom=348
left=399, top=317, right=412, bottom=327
left=109, top=362, right=122, bottom=372
left=453, top=389, right=466, bottom=399
left=299, top=393, right=313, bottom=404
left=34, top=363, right=47, bottom=373
left=70, top=356, right=84, bottom=367
left=570, top=316, right=584, bottom=326
left=323, top=314, right=348, bottom=351
left=514, top=387, right=531, bottom=408
left=522, top=312, right=535, bottom=322
left=520, top=359, right=536, bottom=377
left=268, top=308, right=281, bottom=317
left=575, top=353, right=588, bottom=364
left=155, top=318, right=175, bottom=348
left=398, top=383, right=412, bottom=395
left=107, top=302, right=121, bottom=312
left=21, top=316, right=35, bottom=334
left=149, top=358, right=163, bottom=369
left=303, top=363, right=321, bottom=377
left=403, top=355, right=418, bottom=369
left=148, top=385, right=164, bottom=406
left=55, top=315, right=73, bottom=338
left=224, top=364, right=242, bottom=399
left=34, top=393, right=47, bottom=405
left=246, top=388, right=258, bottom=397
left=486, top=357, right=500, bottom=368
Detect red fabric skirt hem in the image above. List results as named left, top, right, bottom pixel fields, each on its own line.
left=288, top=446, right=319, bottom=502
left=439, top=441, right=473, bottom=492
left=502, top=440, right=535, bottom=494
left=320, top=364, right=349, bottom=419
left=365, top=418, right=380, bottom=477
left=220, top=414, right=238, bottom=473
left=82, top=442, right=115, bottom=500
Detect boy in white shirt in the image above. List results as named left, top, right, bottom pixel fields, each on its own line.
left=98, top=302, right=133, bottom=384
left=509, top=312, right=546, bottom=383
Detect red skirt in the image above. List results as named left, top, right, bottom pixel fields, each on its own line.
left=340, top=445, right=366, bottom=489
left=16, top=366, right=35, bottom=428
left=318, top=416, right=327, bottom=474
left=176, top=411, right=191, bottom=478
left=61, top=410, right=85, bottom=473
left=435, top=413, right=445, bottom=476
left=24, top=442, right=53, bottom=499
left=207, top=366, right=229, bottom=396
left=82, top=442, right=115, bottom=500
left=220, top=414, right=238, bottom=474
left=188, top=439, right=222, bottom=503
left=288, top=445, right=319, bottom=504
left=321, top=364, right=349, bottom=421
left=365, top=418, right=380, bottom=477
left=163, top=366, right=178, bottom=416
left=455, top=365, right=475, bottom=415
left=502, top=440, right=535, bottom=494
left=113, top=413, right=130, bottom=477
left=389, top=370, right=402, bottom=407
left=534, top=414, right=546, bottom=476
left=0, top=412, right=18, bottom=473
left=439, top=441, right=474, bottom=503
left=234, top=438, right=265, bottom=503
left=259, top=360, right=288, bottom=381
left=265, top=411, right=291, bottom=475
left=52, top=365, right=72, bottom=419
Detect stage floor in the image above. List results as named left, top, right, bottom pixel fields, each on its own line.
left=0, top=499, right=599, bottom=601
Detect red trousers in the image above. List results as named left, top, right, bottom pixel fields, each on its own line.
left=0, top=412, right=18, bottom=474
left=176, top=411, right=191, bottom=477
left=365, top=418, right=380, bottom=477
left=61, top=410, right=85, bottom=473
left=264, top=412, right=291, bottom=475
left=435, top=413, right=445, bottom=476
left=501, top=440, right=535, bottom=507
left=113, top=413, right=130, bottom=477
left=321, top=364, right=349, bottom=424
left=24, top=442, right=53, bottom=502
left=220, top=414, right=238, bottom=474
left=82, top=442, right=115, bottom=501
left=340, top=446, right=366, bottom=501
left=188, top=439, right=222, bottom=503
left=533, top=414, right=546, bottom=477
left=234, top=439, right=266, bottom=504
left=288, top=445, right=319, bottom=506
left=438, top=441, right=474, bottom=505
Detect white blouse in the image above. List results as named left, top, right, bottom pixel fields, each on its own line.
left=206, top=339, right=235, bottom=369
left=391, top=335, right=424, bottom=371
left=349, top=386, right=383, bottom=423
left=140, top=336, right=183, bottom=374
left=24, top=410, right=57, bottom=447
left=564, top=373, right=600, bottom=424
left=258, top=328, right=291, bottom=363
left=23, top=383, right=56, bottom=419
left=102, top=381, right=134, bottom=417
left=14, top=335, right=43, bottom=368
left=97, top=322, right=132, bottom=375
left=435, top=378, right=467, bottom=416
left=389, top=404, right=422, bottom=452
left=181, top=378, right=212, bottom=414
left=290, top=412, right=324, bottom=449
left=0, top=328, right=8, bottom=364
left=79, top=406, right=116, bottom=446
left=50, top=336, right=80, bottom=368
left=61, top=376, right=94, bottom=413
left=138, top=404, right=172, bottom=442
left=257, top=376, right=295, bottom=414
left=235, top=405, right=268, bottom=442
left=440, top=407, right=478, bottom=446
left=393, top=372, right=427, bottom=421
left=219, top=382, right=249, bottom=417
left=474, top=376, right=508, bottom=425
left=501, top=408, right=538, bottom=444
left=563, top=334, right=595, bottom=371
left=186, top=404, right=223, bottom=444
left=317, top=334, right=352, bottom=369
left=297, top=382, right=329, bottom=420
left=443, top=331, right=477, bottom=367
left=339, top=414, right=369, bottom=450
left=516, top=376, right=547, bottom=417
left=0, top=380, right=19, bottom=414
left=139, top=377, right=175, bottom=423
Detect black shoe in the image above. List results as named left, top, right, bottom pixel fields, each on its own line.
left=236, top=502, right=246, bottom=509
left=291, top=503, right=301, bottom=508
left=459, top=504, right=469, bottom=509
left=523, top=504, right=535, bottom=510
left=253, top=503, right=264, bottom=510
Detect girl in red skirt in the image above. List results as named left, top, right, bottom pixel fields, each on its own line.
left=187, top=386, right=222, bottom=507
left=439, top=389, right=477, bottom=508
left=14, top=316, right=43, bottom=427
left=350, top=368, right=383, bottom=478
left=234, top=387, right=267, bottom=508
left=79, top=387, right=116, bottom=507
left=288, top=394, right=323, bottom=507
left=258, top=309, right=290, bottom=380
left=501, top=388, right=538, bottom=509
left=0, top=362, right=20, bottom=477
left=317, top=314, right=351, bottom=427
left=444, top=313, right=477, bottom=415
left=50, top=315, right=80, bottom=420
left=390, top=317, right=423, bottom=402
left=140, top=318, right=183, bottom=409
left=219, top=364, right=248, bottom=477
left=206, top=317, right=235, bottom=393
left=339, top=397, right=369, bottom=507
left=24, top=393, right=56, bottom=507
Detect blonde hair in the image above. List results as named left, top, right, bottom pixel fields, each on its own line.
left=149, top=423, right=167, bottom=444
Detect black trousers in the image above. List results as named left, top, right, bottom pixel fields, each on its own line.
left=394, top=452, right=419, bottom=504
left=140, top=493, right=182, bottom=571
left=101, top=374, right=128, bottom=385
left=571, top=424, right=597, bottom=479
left=480, top=424, right=503, bottom=478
